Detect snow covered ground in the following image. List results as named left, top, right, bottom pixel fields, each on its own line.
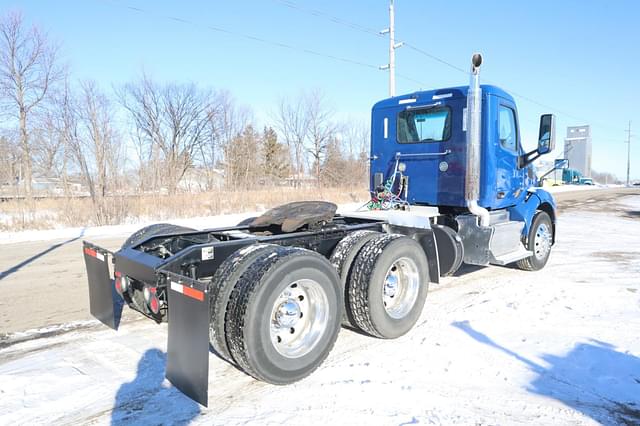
left=0, top=197, right=639, bottom=425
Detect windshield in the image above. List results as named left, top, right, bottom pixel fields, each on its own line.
left=397, top=106, right=451, bottom=143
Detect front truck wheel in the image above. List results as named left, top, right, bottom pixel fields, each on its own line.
left=225, top=246, right=342, bottom=384
left=348, top=234, right=429, bottom=339
left=517, top=211, right=553, bottom=271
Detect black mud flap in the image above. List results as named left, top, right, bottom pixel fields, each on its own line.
left=83, top=241, right=120, bottom=329
left=164, top=271, right=210, bottom=407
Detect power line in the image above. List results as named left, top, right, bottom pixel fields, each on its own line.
left=403, top=42, right=468, bottom=75
left=100, top=0, right=431, bottom=87
left=100, top=1, right=388, bottom=74
left=272, top=0, right=627, bottom=134
left=274, top=0, right=382, bottom=37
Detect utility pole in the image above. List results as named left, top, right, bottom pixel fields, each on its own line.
left=379, top=0, right=403, bottom=97
left=626, top=121, right=632, bottom=186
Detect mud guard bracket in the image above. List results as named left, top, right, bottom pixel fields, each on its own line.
left=163, top=271, right=210, bottom=407
left=82, top=241, right=119, bottom=329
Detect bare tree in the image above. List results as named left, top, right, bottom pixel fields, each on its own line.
left=78, top=81, right=121, bottom=197
left=0, top=132, right=21, bottom=191
left=119, top=75, right=213, bottom=193
left=305, top=90, right=336, bottom=187
left=340, top=119, right=370, bottom=187
left=200, top=90, right=251, bottom=190
left=31, top=112, right=64, bottom=179
left=273, top=95, right=309, bottom=187
left=57, top=79, right=80, bottom=195
left=55, top=80, right=122, bottom=224
left=0, top=11, right=62, bottom=201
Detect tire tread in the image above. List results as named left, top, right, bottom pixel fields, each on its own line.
left=226, top=247, right=339, bottom=383
left=208, top=243, right=278, bottom=362
left=348, top=234, right=404, bottom=337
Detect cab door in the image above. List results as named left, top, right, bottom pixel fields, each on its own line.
left=494, top=101, right=526, bottom=208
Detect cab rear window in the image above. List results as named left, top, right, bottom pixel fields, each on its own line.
left=397, top=106, right=451, bottom=143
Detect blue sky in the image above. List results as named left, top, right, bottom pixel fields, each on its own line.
left=2, top=0, right=639, bottom=179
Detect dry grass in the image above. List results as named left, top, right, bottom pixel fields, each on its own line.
left=0, top=187, right=369, bottom=231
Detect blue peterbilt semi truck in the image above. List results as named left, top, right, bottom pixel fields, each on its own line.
left=82, top=54, right=557, bottom=405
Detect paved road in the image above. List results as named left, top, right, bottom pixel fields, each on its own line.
left=552, top=187, right=640, bottom=211
left=0, top=187, right=638, bottom=335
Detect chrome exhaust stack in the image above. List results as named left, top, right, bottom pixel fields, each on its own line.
left=465, top=53, right=490, bottom=227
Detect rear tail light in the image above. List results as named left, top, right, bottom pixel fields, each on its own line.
left=143, top=286, right=161, bottom=315
left=149, top=294, right=160, bottom=314
left=114, top=273, right=129, bottom=296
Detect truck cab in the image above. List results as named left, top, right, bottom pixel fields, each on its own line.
left=368, top=54, right=557, bottom=270
left=371, top=85, right=534, bottom=209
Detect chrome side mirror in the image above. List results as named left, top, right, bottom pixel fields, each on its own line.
left=537, top=114, right=556, bottom=155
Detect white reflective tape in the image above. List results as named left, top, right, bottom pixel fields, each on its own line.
left=170, top=281, right=184, bottom=293
left=96, top=252, right=105, bottom=262
left=398, top=98, right=416, bottom=105
left=383, top=117, right=388, bottom=139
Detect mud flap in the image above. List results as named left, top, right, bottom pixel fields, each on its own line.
left=164, top=271, right=210, bottom=407
left=82, top=241, right=120, bottom=329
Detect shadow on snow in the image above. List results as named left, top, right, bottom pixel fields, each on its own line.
left=0, top=228, right=85, bottom=281
left=452, top=320, right=640, bottom=425
left=111, top=348, right=200, bottom=425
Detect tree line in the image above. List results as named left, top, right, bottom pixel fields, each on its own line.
left=0, top=12, right=369, bottom=219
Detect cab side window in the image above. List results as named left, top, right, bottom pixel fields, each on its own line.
left=498, top=105, right=518, bottom=152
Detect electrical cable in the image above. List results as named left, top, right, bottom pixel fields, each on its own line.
left=272, top=0, right=628, bottom=134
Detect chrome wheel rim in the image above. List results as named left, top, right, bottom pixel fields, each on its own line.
left=533, top=222, right=552, bottom=260
left=270, top=279, right=329, bottom=358
left=382, top=257, right=420, bottom=319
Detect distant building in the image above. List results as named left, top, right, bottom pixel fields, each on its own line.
left=564, top=125, right=592, bottom=177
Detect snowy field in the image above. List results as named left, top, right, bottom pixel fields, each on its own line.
left=0, top=196, right=639, bottom=425
left=0, top=204, right=365, bottom=245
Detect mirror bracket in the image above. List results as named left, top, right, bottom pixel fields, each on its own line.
left=519, top=148, right=541, bottom=168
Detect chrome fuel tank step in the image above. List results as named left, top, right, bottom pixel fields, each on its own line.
left=456, top=214, right=530, bottom=266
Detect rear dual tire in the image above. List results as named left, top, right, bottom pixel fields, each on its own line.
left=329, top=230, right=381, bottom=326
left=209, top=245, right=342, bottom=384
left=330, top=232, right=430, bottom=339
left=347, top=234, right=429, bottom=338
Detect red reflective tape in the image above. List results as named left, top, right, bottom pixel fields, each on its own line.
left=170, top=281, right=204, bottom=302
left=114, top=271, right=122, bottom=277
left=183, top=286, right=204, bottom=302
left=84, top=247, right=97, bottom=258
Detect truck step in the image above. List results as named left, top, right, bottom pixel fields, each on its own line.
left=490, top=220, right=525, bottom=258
left=491, top=246, right=532, bottom=265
